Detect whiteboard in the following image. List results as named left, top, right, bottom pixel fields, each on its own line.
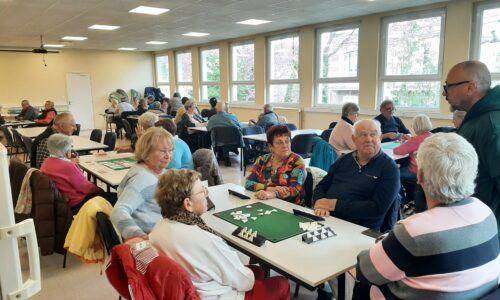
left=66, top=73, right=95, bottom=130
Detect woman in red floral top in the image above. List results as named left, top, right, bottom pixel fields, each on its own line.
left=245, top=125, right=306, bottom=205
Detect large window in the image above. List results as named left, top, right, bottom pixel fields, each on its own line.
left=267, top=34, right=300, bottom=104
left=379, top=10, right=445, bottom=110
left=316, top=25, right=359, bottom=106
left=473, top=1, right=500, bottom=86
left=156, top=55, right=170, bottom=97
left=230, top=41, right=255, bottom=103
left=200, top=47, right=221, bottom=101
left=176, top=51, right=193, bottom=98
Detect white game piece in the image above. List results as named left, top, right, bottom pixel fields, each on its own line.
left=236, top=211, right=242, bottom=214
left=265, top=210, right=272, bottom=215
left=230, top=212, right=236, bottom=215
left=246, top=205, right=252, bottom=208
left=271, top=209, right=278, bottom=212
left=243, top=213, right=251, bottom=217
left=257, top=209, right=263, bottom=212
left=242, top=219, right=248, bottom=223
left=251, top=217, right=257, bottom=220
left=252, top=231, right=258, bottom=239
left=258, top=213, right=264, bottom=216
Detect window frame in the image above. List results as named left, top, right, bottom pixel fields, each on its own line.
left=314, top=23, right=361, bottom=108
left=266, top=32, right=301, bottom=105
left=472, top=1, right=500, bottom=85
left=199, top=46, right=221, bottom=102
left=155, top=54, right=170, bottom=97
left=230, top=40, right=256, bottom=104
left=378, top=9, right=446, bottom=112
left=175, top=50, right=193, bottom=97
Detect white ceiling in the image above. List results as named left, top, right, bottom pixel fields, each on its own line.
left=0, top=0, right=450, bottom=52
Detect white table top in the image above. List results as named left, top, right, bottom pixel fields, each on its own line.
left=243, top=128, right=323, bottom=142
left=338, top=142, right=408, bottom=161
left=189, top=126, right=208, bottom=132
left=78, top=152, right=135, bottom=187
left=2, top=120, right=36, bottom=127
left=203, top=183, right=374, bottom=289
left=15, top=127, right=46, bottom=138
left=71, top=136, right=108, bottom=152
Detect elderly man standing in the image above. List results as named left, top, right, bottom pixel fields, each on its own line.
left=207, top=101, right=242, bottom=166
left=313, top=119, right=400, bottom=231
left=355, top=133, right=500, bottom=299
left=31, top=112, right=77, bottom=168
left=444, top=60, right=500, bottom=237
left=15, top=99, right=39, bottom=121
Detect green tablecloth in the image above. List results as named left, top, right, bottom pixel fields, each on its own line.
left=214, top=202, right=311, bottom=243
left=96, top=157, right=136, bottom=170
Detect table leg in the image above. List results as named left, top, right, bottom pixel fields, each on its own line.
left=338, top=273, right=345, bottom=300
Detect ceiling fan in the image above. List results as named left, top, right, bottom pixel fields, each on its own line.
left=0, top=35, right=60, bottom=53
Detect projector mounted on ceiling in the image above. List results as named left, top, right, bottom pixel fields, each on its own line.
left=0, top=35, right=60, bottom=54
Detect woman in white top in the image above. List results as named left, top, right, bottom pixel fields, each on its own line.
left=149, top=169, right=290, bottom=300
left=329, top=102, right=359, bottom=156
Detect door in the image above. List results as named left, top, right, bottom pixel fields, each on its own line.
left=66, top=73, right=95, bottom=130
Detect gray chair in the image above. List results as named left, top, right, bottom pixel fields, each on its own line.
left=103, top=132, right=117, bottom=152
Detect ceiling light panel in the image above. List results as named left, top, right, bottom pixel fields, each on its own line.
left=182, top=32, right=210, bottom=37
left=118, top=47, right=136, bottom=51
left=129, top=6, right=169, bottom=15
left=44, top=44, right=65, bottom=48
left=89, top=24, right=120, bottom=30
left=62, top=36, right=88, bottom=41
left=237, top=19, right=271, bottom=25
left=146, top=41, right=168, bottom=45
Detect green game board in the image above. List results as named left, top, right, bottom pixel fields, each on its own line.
left=214, top=202, right=312, bottom=243
left=97, top=157, right=136, bottom=170
left=382, top=142, right=401, bottom=150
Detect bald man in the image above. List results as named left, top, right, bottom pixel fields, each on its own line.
left=31, top=112, right=77, bottom=168
left=444, top=60, right=500, bottom=236
left=207, top=101, right=242, bottom=166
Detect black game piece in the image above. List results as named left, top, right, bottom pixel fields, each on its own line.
left=228, top=189, right=251, bottom=200
left=293, top=209, right=325, bottom=221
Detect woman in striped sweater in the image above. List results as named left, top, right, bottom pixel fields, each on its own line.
left=355, top=133, right=500, bottom=299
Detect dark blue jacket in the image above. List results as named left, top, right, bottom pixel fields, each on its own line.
left=313, top=151, right=400, bottom=231
left=374, top=114, right=410, bottom=142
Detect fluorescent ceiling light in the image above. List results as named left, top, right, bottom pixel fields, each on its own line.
left=118, top=47, right=136, bottom=51
left=146, top=41, right=168, bottom=45
left=44, top=44, right=64, bottom=48
left=182, top=32, right=209, bottom=37
left=62, top=36, right=88, bottom=41
left=89, top=24, right=120, bottom=30
left=237, top=19, right=271, bottom=26
left=129, top=6, right=169, bottom=15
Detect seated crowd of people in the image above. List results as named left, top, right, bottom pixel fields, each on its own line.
left=6, top=59, right=500, bottom=300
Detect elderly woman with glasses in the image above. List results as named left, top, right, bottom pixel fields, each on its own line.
left=149, top=169, right=290, bottom=300
left=374, top=99, right=411, bottom=142
left=355, top=133, right=500, bottom=299
left=40, top=134, right=116, bottom=214
left=245, top=125, right=306, bottom=205
left=111, top=127, right=175, bottom=239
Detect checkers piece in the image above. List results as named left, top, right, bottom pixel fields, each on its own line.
left=302, top=227, right=336, bottom=244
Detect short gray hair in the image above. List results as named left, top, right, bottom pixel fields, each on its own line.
left=416, top=133, right=478, bottom=205
left=458, top=60, right=491, bottom=93
left=453, top=110, right=466, bottom=120
left=379, top=99, right=394, bottom=111
left=341, top=102, right=359, bottom=118
left=151, top=101, right=161, bottom=109
left=138, top=112, right=159, bottom=129
left=46, top=134, right=73, bottom=158
left=184, top=99, right=195, bottom=110
left=412, top=114, right=433, bottom=134
left=264, top=103, right=273, bottom=112
left=353, top=119, right=381, bottom=136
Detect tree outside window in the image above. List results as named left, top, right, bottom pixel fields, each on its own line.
left=268, top=34, right=300, bottom=104
left=231, top=42, right=255, bottom=103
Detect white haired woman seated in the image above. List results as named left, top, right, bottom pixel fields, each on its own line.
left=40, top=134, right=116, bottom=214
left=149, top=169, right=290, bottom=300
left=355, top=133, right=500, bottom=299
left=116, top=112, right=159, bottom=153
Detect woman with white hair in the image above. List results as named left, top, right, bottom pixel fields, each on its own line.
left=355, top=133, right=500, bottom=299
left=329, top=102, right=359, bottom=155
left=394, top=114, right=433, bottom=180
left=452, top=110, right=466, bottom=128
left=40, top=134, right=114, bottom=214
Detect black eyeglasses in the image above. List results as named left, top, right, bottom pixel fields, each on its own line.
left=443, top=81, right=470, bottom=94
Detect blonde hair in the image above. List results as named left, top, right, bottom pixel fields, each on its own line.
left=134, top=127, right=174, bottom=163
left=155, top=169, right=201, bottom=218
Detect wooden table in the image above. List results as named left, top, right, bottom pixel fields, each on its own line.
left=78, top=152, right=135, bottom=189
left=203, top=183, right=374, bottom=296
left=243, top=129, right=323, bottom=142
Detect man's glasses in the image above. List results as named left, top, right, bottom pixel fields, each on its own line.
left=443, top=81, right=470, bottom=94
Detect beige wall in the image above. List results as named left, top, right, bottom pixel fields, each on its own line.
left=0, top=49, right=154, bottom=128
left=156, top=0, right=483, bottom=130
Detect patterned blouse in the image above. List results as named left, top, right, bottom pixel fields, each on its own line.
left=245, top=152, right=306, bottom=205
